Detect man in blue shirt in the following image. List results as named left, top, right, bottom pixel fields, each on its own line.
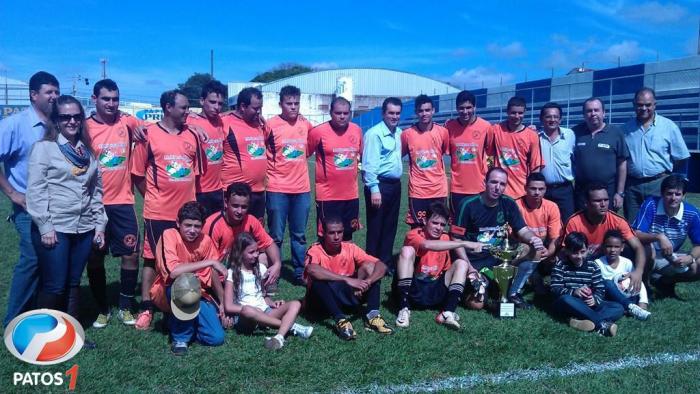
left=538, top=102, right=576, bottom=221
left=623, top=87, right=690, bottom=221
left=0, top=71, right=60, bottom=325
left=362, top=97, right=403, bottom=274
left=632, top=174, right=700, bottom=298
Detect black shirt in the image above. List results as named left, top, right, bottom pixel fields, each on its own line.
left=572, top=123, right=629, bottom=186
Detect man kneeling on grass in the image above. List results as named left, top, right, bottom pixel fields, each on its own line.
left=304, top=216, right=393, bottom=340
left=395, top=202, right=484, bottom=329
left=150, top=202, right=227, bottom=355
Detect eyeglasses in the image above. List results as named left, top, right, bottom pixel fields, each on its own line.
left=57, top=114, right=83, bottom=122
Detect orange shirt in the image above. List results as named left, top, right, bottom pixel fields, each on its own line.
left=446, top=117, right=493, bottom=195
left=515, top=197, right=562, bottom=241
left=131, top=123, right=204, bottom=221
left=563, top=211, right=635, bottom=255
left=404, top=228, right=452, bottom=278
left=491, top=123, right=544, bottom=198
left=220, top=113, right=267, bottom=192
left=187, top=113, right=225, bottom=193
left=265, top=115, right=312, bottom=193
left=203, top=211, right=274, bottom=259
left=307, top=121, right=363, bottom=201
left=303, top=242, right=377, bottom=283
left=85, top=114, right=143, bottom=205
left=401, top=123, right=449, bottom=198
left=150, top=228, right=219, bottom=312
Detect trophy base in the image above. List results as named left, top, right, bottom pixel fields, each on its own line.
left=497, top=302, right=516, bottom=319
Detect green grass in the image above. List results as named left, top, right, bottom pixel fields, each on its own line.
left=1, top=168, right=700, bottom=393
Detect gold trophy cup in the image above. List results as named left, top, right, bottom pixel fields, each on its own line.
left=489, top=237, right=521, bottom=318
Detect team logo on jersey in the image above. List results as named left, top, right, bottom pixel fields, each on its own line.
left=166, top=161, right=192, bottom=178
left=4, top=309, right=85, bottom=365
left=499, top=149, right=520, bottom=167
left=206, top=145, right=223, bottom=162
left=333, top=153, right=354, bottom=168
left=99, top=150, right=126, bottom=168
left=472, top=130, right=481, bottom=139
left=456, top=146, right=477, bottom=162
left=416, top=154, right=437, bottom=169
left=123, top=234, right=137, bottom=248
left=282, top=144, right=304, bottom=159
left=247, top=142, right=265, bottom=157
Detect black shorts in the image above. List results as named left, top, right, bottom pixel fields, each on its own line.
left=249, top=191, right=266, bottom=221
left=305, top=280, right=361, bottom=314
left=406, top=197, right=447, bottom=227
left=196, top=190, right=224, bottom=218
left=316, top=199, right=360, bottom=241
left=143, top=218, right=177, bottom=260
left=101, top=204, right=140, bottom=257
left=468, top=255, right=498, bottom=271
left=409, top=275, right=448, bottom=307
left=450, top=193, right=477, bottom=221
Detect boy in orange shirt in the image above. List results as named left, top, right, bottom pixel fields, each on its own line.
left=150, top=201, right=226, bottom=355
left=401, top=95, right=449, bottom=227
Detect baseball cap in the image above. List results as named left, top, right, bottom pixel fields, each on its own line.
left=171, top=273, right=201, bottom=321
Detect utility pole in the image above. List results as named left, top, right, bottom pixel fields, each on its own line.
left=100, top=59, right=107, bottom=79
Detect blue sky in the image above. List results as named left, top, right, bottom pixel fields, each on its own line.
left=1, top=0, right=698, bottom=102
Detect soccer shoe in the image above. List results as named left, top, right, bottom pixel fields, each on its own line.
left=92, top=312, right=111, bottom=328
left=596, top=321, right=618, bottom=337
left=395, top=307, right=411, bottom=328
left=628, top=304, right=651, bottom=321
left=436, top=311, right=461, bottom=329
left=264, top=335, right=285, bottom=350
left=135, top=310, right=153, bottom=331
left=291, top=323, right=314, bottom=339
left=118, top=309, right=136, bottom=325
left=568, top=318, right=596, bottom=332
left=365, top=315, right=394, bottom=335
left=171, top=341, right=188, bottom=356
left=508, top=294, right=533, bottom=310
left=334, top=319, right=357, bottom=341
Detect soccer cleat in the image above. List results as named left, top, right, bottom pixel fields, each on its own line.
left=436, top=311, right=461, bottom=329
left=628, top=304, right=651, bottom=321
left=171, top=341, right=188, bottom=356
left=264, top=335, right=285, bottom=350
left=334, top=319, right=357, bottom=341
left=395, top=307, right=411, bottom=328
left=365, top=315, right=394, bottom=335
left=291, top=323, right=314, bottom=339
left=92, top=312, right=111, bottom=329
left=568, top=318, right=596, bottom=332
left=118, top=309, right=136, bottom=325
left=508, top=294, right=533, bottom=310
left=135, top=310, right=153, bottom=331
left=596, top=321, right=618, bottom=337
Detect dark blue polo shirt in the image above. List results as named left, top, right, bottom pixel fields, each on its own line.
left=572, top=123, right=629, bottom=186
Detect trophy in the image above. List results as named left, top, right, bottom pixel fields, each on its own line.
left=488, top=225, right=521, bottom=318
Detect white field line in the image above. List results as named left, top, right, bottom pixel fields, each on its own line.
left=336, top=349, right=700, bottom=394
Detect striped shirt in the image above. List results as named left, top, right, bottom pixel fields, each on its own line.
left=550, top=260, right=605, bottom=305
left=631, top=196, right=700, bottom=252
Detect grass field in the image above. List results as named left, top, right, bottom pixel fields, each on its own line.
left=1, top=169, right=700, bottom=393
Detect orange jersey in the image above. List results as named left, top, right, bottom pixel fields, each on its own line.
left=515, top=197, right=562, bottom=241
left=150, top=228, right=219, bottom=312
left=307, top=122, right=363, bottom=201
left=403, top=228, right=452, bottom=278
left=203, top=212, right=274, bottom=259
left=491, top=123, right=544, bottom=198
left=446, top=117, right=493, bottom=195
left=401, top=124, right=449, bottom=198
left=265, top=115, right=312, bottom=193
left=131, top=123, right=204, bottom=221
left=563, top=211, right=635, bottom=255
left=303, top=242, right=377, bottom=283
left=187, top=113, right=225, bottom=193
left=220, top=113, right=267, bottom=192
left=85, top=114, right=143, bottom=205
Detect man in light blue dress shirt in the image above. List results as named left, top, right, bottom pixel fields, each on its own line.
left=538, top=102, right=576, bottom=221
left=623, top=87, right=690, bottom=221
left=0, top=71, right=60, bottom=326
left=362, top=97, right=403, bottom=274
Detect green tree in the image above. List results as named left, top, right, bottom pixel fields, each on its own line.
left=178, top=72, right=213, bottom=106
left=251, top=63, right=313, bottom=83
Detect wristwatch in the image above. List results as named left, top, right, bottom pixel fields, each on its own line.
left=615, top=192, right=626, bottom=198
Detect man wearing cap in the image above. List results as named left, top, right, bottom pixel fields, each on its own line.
left=150, top=201, right=226, bottom=355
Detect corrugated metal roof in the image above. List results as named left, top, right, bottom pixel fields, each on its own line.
left=257, top=68, right=460, bottom=96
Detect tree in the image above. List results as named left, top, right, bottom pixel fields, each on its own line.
left=251, top=63, right=313, bottom=83
left=178, top=73, right=213, bottom=106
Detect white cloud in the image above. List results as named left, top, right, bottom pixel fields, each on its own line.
left=620, top=1, right=688, bottom=23
left=448, top=67, right=514, bottom=89
left=486, top=42, right=526, bottom=58
left=310, top=62, right=339, bottom=70
left=599, top=40, right=643, bottom=64
left=383, top=20, right=407, bottom=32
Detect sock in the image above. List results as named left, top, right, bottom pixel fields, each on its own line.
left=444, top=283, right=465, bottom=313
left=397, top=278, right=413, bottom=309
left=366, top=309, right=380, bottom=321
left=87, top=263, right=108, bottom=314
left=141, top=300, right=154, bottom=312
left=119, top=268, right=138, bottom=310
left=274, top=334, right=285, bottom=344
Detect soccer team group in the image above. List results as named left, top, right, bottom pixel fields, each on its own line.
left=2, top=71, right=699, bottom=355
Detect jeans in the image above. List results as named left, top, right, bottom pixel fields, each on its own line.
left=552, top=294, right=624, bottom=327
left=4, top=205, right=39, bottom=326
left=167, top=287, right=224, bottom=346
left=266, top=191, right=310, bottom=280
left=31, top=226, right=94, bottom=295
left=603, top=280, right=639, bottom=309
left=509, top=260, right=538, bottom=296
